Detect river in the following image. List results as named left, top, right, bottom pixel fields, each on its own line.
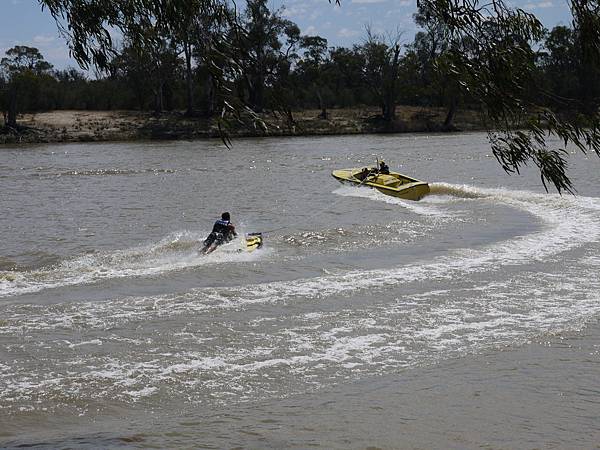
left=1, top=133, right=599, bottom=448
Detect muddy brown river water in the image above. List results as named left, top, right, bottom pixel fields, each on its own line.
left=1, top=133, right=599, bottom=448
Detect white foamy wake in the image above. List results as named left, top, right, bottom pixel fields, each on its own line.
left=2, top=182, right=570, bottom=299
left=0, top=231, right=268, bottom=298
left=333, top=185, right=451, bottom=217
left=2, top=267, right=599, bottom=408
left=3, top=184, right=600, bottom=334
left=2, top=184, right=600, bottom=409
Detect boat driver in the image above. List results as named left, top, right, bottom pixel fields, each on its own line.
left=379, top=160, right=390, bottom=174
left=201, top=212, right=237, bottom=254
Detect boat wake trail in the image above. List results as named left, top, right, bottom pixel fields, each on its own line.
left=332, top=185, right=450, bottom=217
left=428, top=182, right=487, bottom=199
left=6, top=183, right=600, bottom=328
left=335, top=181, right=600, bottom=265
left=0, top=231, right=266, bottom=298
left=2, top=182, right=600, bottom=411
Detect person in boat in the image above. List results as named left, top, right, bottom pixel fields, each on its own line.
left=200, top=212, right=237, bottom=254
left=379, top=160, right=390, bottom=174
left=358, top=167, right=371, bottom=180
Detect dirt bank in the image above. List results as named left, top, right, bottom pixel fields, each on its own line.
left=0, top=106, right=483, bottom=145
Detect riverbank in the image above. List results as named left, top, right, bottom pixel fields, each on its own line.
left=0, top=106, right=483, bottom=145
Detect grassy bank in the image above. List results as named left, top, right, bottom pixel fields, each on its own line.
left=0, top=106, right=484, bottom=145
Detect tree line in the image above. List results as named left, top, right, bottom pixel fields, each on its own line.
left=1, top=0, right=599, bottom=192
left=0, top=2, right=592, bottom=127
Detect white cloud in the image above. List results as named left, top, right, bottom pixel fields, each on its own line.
left=43, top=45, right=70, bottom=62
left=351, top=0, right=387, bottom=3
left=281, top=3, right=310, bottom=18
left=308, top=10, right=321, bottom=20
left=337, top=27, right=361, bottom=38
left=524, top=0, right=554, bottom=9
left=304, top=25, right=318, bottom=35
left=33, top=35, right=56, bottom=44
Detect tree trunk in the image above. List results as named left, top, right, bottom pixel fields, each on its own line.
left=248, top=52, right=265, bottom=112
left=201, top=71, right=216, bottom=117
left=153, top=82, right=164, bottom=115
left=383, top=45, right=401, bottom=123
left=443, top=96, right=458, bottom=130
left=249, top=72, right=265, bottom=113
left=574, top=1, right=600, bottom=115
left=7, top=86, right=18, bottom=128
left=184, top=41, right=195, bottom=116
left=136, top=90, right=145, bottom=111
left=286, top=107, right=295, bottom=128
left=383, top=96, right=396, bottom=122
left=316, top=88, right=328, bottom=119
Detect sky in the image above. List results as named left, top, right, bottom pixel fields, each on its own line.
left=0, top=0, right=574, bottom=72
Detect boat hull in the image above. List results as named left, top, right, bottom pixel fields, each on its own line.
left=332, top=168, right=430, bottom=201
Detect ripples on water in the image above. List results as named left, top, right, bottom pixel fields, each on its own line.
left=1, top=135, right=600, bottom=448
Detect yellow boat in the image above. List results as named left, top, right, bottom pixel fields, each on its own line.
left=332, top=167, right=430, bottom=201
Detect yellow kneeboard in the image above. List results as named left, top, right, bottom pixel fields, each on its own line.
left=245, top=233, right=264, bottom=252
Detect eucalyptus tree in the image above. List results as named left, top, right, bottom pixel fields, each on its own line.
left=294, top=36, right=330, bottom=117
left=167, top=0, right=201, bottom=115
left=163, top=0, right=229, bottom=116
left=231, top=0, right=302, bottom=113
left=52, top=68, right=90, bottom=109
left=110, top=44, right=155, bottom=110
left=191, top=3, right=233, bottom=117
left=121, top=24, right=181, bottom=114
left=409, top=4, right=464, bottom=129
left=359, top=28, right=403, bottom=122
left=327, top=47, right=367, bottom=107
left=39, top=0, right=268, bottom=136
left=539, top=26, right=579, bottom=108
left=417, top=0, right=600, bottom=192
left=0, top=46, right=53, bottom=128
left=571, top=0, right=600, bottom=116
left=411, top=5, right=448, bottom=93
left=0, top=75, right=6, bottom=127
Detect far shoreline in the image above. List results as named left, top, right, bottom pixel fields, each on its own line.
left=0, top=107, right=484, bottom=146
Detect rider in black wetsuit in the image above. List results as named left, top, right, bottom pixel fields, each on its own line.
left=201, top=212, right=237, bottom=254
